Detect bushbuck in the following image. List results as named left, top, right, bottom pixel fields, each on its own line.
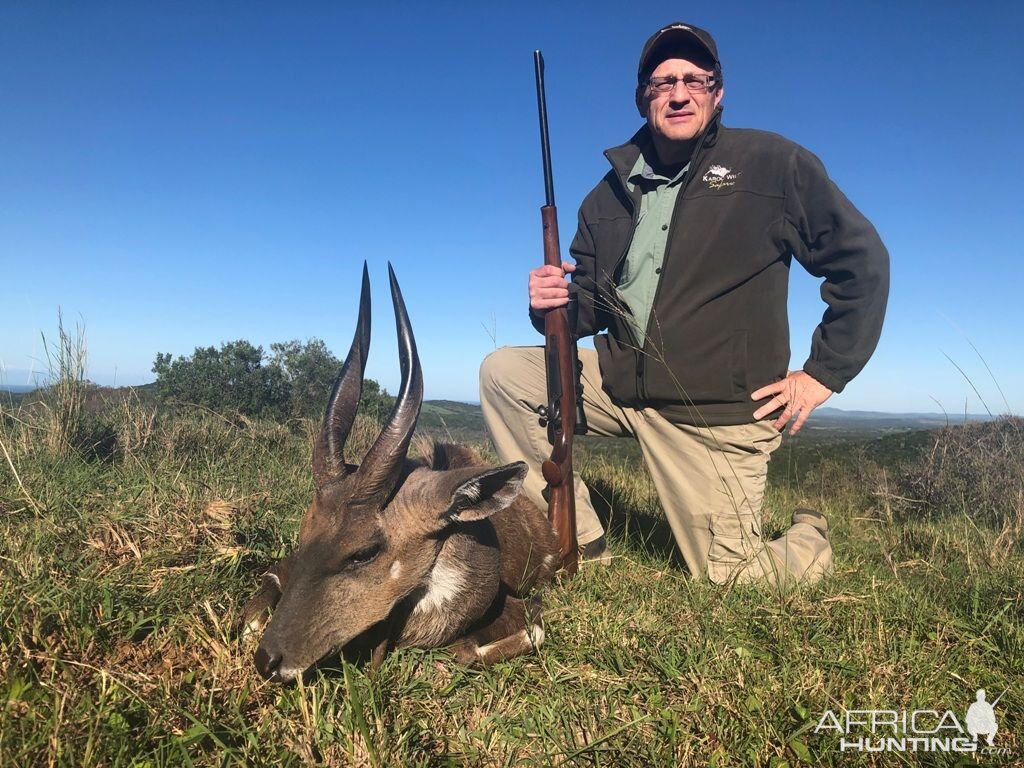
left=239, top=264, right=561, bottom=683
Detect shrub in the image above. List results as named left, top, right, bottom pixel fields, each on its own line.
left=269, top=339, right=340, bottom=419
left=889, top=417, right=1024, bottom=527
left=153, top=338, right=395, bottom=424
left=153, top=341, right=289, bottom=418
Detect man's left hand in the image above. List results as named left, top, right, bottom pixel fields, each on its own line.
left=751, top=371, right=833, bottom=435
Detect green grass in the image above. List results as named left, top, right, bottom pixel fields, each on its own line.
left=1, top=406, right=1021, bottom=766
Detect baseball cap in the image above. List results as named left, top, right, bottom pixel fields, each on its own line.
left=637, top=22, right=719, bottom=82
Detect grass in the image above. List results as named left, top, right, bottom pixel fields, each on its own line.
left=37, top=312, right=89, bottom=460
left=1, top=394, right=1021, bottom=766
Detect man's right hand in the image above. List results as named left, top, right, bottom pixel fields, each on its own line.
left=529, top=262, right=576, bottom=311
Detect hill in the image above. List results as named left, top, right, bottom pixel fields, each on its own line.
left=416, top=401, right=998, bottom=446
left=419, top=400, right=487, bottom=431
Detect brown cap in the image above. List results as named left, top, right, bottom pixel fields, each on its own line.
left=637, top=22, right=719, bottom=82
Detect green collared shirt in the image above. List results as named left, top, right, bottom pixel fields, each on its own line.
left=616, top=154, right=688, bottom=346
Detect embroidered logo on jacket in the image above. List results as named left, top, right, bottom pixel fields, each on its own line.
left=702, top=164, right=740, bottom=189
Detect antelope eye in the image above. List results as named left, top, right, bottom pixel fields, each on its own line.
left=345, top=543, right=382, bottom=568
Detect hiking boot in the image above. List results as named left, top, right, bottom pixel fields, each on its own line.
left=580, top=535, right=612, bottom=566
left=792, top=508, right=829, bottom=541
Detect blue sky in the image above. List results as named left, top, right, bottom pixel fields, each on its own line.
left=2, top=1, right=1022, bottom=414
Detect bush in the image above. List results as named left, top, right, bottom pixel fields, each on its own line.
left=356, top=377, right=396, bottom=424
left=890, top=417, right=1024, bottom=527
left=153, top=338, right=395, bottom=424
left=269, top=339, right=340, bottom=419
left=153, top=341, right=289, bottom=418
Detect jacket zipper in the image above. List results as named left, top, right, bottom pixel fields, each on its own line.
left=600, top=157, right=645, bottom=399
left=634, top=113, right=718, bottom=402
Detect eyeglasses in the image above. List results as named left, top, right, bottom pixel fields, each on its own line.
left=644, top=74, right=717, bottom=95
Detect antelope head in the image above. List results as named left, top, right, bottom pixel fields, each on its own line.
left=244, top=263, right=528, bottom=682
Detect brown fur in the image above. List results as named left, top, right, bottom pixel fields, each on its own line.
left=240, top=442, right=560, bottom=682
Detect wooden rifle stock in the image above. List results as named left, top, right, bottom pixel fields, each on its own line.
left=534, top=51, right=584, bottom=575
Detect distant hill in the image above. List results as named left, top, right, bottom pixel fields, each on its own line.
left=0, top=383, right=1002, bottom=445
left=412, top=402, right=997, bottom=446
left=813, top=406, right=993, bottom=424
left=418, top=400, right=487, bottom=439
left=801, top=407, right=996, bottom=442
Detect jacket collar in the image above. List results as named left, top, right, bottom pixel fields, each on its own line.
left=604, top=106, right=724, bottom=192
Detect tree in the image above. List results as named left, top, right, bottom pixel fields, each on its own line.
left=266, top=338, right=396, bottom=421
left=152, top=340, right=288, bottom=417
left=356, top=377, right=396, bottom=424
left=152, top=337, right=395, bottom=422
left=269, top=339, right=341, bottom=419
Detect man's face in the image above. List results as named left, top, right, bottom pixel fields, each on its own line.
left=639, top=57, right=723, bottom=146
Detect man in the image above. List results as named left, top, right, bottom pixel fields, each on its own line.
left=480, top=23, right=889, bottom=585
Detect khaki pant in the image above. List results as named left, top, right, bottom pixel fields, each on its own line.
left=479, top=346, right=832, bottom=587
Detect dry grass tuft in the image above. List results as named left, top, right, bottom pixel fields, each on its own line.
left=112, top=388, right=159, bottom=461
left=39, top=312, right=88, bottom=459
left=201, top=499, right=239, bottom=542
left=86, top=521, right=144, bottom=568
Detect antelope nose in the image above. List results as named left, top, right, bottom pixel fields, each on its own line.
left=254, top=645, right=282, bottom=680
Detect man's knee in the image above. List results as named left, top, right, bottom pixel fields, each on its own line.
left=479, top=347, right=543, bottom=404
left=479, top=347, right=516, bottom=403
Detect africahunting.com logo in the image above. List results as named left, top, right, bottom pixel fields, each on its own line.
left=814, top=688, right=1011, bottom=756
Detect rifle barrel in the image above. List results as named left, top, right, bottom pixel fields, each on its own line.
left=533, top=50, right=555, bottom=207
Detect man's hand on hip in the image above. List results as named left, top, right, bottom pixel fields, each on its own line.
left=529, top=262, right=575, bottom=311
left=751, top=371, right=833, bottom=435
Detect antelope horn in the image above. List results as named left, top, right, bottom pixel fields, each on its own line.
left=353, top=262, right=423, bottom=508
left=312, top=262, right=371, bottom=489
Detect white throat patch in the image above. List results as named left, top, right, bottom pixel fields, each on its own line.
left=411, top=560, right=465, bottom=615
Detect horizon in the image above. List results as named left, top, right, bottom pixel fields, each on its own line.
left=2, top=3, right=1022, bottom=415
left=0, top=378, right=1005, bottom=420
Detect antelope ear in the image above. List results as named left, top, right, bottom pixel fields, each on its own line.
left=443, top=462, right=528, bottom=523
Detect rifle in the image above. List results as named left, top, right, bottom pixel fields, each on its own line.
left=533, top=50, right=587, bottom=575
